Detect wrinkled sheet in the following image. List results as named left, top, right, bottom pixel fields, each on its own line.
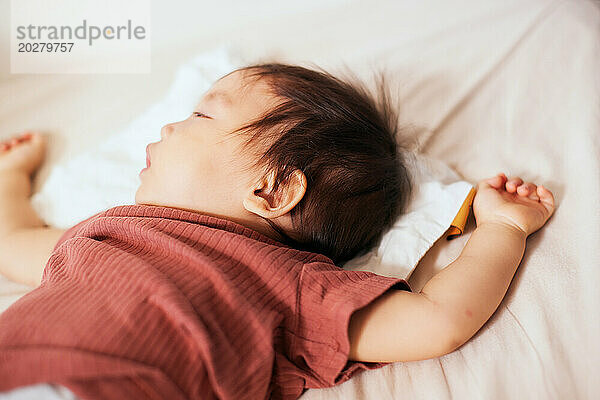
left=0, top=0, right=598, bottom=399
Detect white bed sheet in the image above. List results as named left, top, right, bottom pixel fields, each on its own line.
left=0, top=0, right=598, bottom=399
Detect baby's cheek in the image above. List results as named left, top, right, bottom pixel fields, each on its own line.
left=196, top=155, right=219, bottom=184
left=206, top=149, right=237, bottom=180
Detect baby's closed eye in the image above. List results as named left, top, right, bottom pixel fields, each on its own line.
left=193, top=111, right=211, bottom=119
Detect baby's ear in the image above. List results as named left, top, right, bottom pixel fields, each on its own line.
left=243, top=169, right=307, bottom=219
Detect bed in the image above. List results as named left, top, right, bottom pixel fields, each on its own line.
left=0, top=0, right=598, bottom=398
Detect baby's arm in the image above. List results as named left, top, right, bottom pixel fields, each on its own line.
left=348, top=221, right=526, bottom=363
left=419, top=220, right=526, bottom=346
left=348, top=173, right=555, bottom=363
left=348, top=285, right=462, bottom=362
left=0, top=173, right=66, bottom=287
left=0, top=227, right=66, bottom=287
left=0, top=132, right=67, bottom=287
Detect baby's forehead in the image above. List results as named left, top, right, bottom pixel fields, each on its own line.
left=201, top=90, right=233, bottom=109
left=198, top=71, right=277, bottom=111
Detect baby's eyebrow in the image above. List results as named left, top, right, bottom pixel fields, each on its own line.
left=204, top=91, right=232, bottom=108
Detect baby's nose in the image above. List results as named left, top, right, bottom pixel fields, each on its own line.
left=160, top=123, right=175, bottom=139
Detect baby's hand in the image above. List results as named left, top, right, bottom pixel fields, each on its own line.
left=0, top=131, right=46, bottom=177
left=472, top=172, right=555, bottom=236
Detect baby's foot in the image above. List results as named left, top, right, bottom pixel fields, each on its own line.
left=0, top=132, right=46, bottom=177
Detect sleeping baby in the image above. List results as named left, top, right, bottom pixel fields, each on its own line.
left=0, top=63, right=554, bottom=400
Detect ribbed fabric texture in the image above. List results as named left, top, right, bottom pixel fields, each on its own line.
left=0, top=204, right=411, bottom=400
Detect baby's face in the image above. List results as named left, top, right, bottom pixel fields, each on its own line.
left=135, top=70, right=277, bottom=221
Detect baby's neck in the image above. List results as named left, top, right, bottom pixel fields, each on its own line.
left=202, top=210, right=291, bottom=244
left=237, top=215, right=290, bottom=243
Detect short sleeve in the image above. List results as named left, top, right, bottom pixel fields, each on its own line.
left=51, top=211, right=105, bottom=252
left=290, top=261, right=412, bottom=389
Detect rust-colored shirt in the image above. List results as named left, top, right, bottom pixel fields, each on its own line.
left=0, top=204, right=412, bottom=399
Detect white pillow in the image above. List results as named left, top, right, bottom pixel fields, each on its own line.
left=31, top=43, right=474, bottom=280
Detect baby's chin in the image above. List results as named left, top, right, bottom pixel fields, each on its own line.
left=134, top=188, right=164, bottom=208
left=134, top=186, right=144, bottom=205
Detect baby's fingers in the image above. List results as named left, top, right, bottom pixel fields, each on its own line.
left=516, top=182, right=539, bottom=200
left=537, top=185, right=555, bottom=214
left=485, top=173, right=507, bottom=189
left=506, top=177, right=523, bottom=193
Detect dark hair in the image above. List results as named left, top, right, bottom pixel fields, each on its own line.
left=222, top=62, right=414, bottom=265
